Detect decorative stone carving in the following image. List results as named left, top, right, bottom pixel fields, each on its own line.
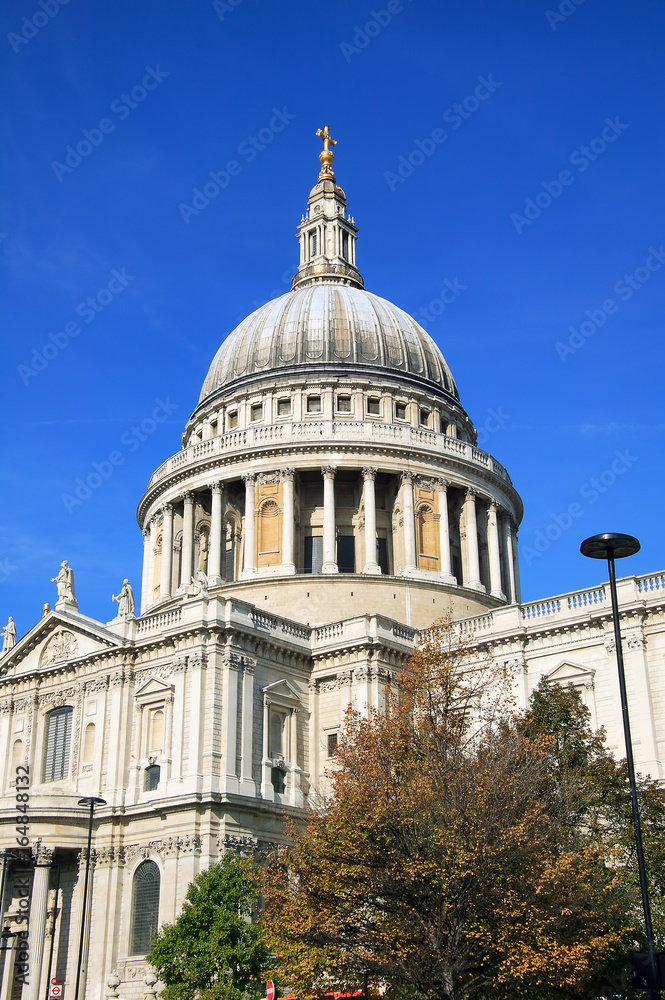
left=85, top=677, right=110, bottom=693
left=1, top=618, right=16, bottom=653
left=41, top=630, right=79, bottom=666
left=111, top=580, right=135, bottom=618
left=51, top=560, right=77, bottom=606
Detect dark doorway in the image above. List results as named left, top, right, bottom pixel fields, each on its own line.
left=304, top=535, right=323, bottom=573
left=337, top=536, right=355, bottom=573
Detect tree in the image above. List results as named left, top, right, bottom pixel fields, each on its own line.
left=261, top=621, right=658, bottom=1000
left=148, top=851, right=270, bottom=1000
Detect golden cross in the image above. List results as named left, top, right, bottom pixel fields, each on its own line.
left=316, top=126, right=337, bottom=153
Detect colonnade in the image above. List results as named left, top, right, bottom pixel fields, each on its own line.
left=141, top=467, right=520, bottom=612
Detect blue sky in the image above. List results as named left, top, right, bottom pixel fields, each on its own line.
left=2, top=0, right=664, bottom=637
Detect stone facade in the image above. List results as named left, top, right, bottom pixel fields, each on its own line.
left=0, top=139, right=662, bottom=1000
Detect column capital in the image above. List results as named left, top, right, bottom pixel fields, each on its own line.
left=183, top=490, right=195, bottom=503
left=32, top=843, right=55, bottom=866
left=488, top=500, right=498, bottom=513
left=362, top=466, right=377, bottom=481
left=436, top=477, right=451, bottom=491
left=160, top=503, right=173, bottom=516
left=465, top=488, right=477, bottom=501
left=279, top=467, right=296, bottom=481
left=243, top=473, right=257, bottom=486
left=321, top=465, right=336, bottom=479
left=210, top=481, right=223, bottom=495
left=400, top=471, right=416, bottom=485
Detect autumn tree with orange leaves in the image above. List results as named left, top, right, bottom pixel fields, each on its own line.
left=262, top=620, right=664, bottom=1000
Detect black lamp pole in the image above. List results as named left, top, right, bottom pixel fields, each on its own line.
left=74, top=796, right=106, bottom=1000
left=580, top=532, right=658, bottom=997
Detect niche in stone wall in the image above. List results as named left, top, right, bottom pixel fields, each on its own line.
left=256, top=482, right=283, bottom=568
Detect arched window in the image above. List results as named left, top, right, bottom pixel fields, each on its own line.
left=11, top=739, right=22, bottom=773
left=82, top=723, right=95, bottom=763
left=129, top=860, right=161, bottom=955
left=43, top=706, right=73, bottom=782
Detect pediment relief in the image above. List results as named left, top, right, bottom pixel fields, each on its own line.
left=2, top=614, right=120, bottom=678
left=40, top=630, right=79, bottom=667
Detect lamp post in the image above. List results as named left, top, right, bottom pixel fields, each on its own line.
left=580, top=532, right=659, bottom=996
left=74, top=796, right=106, bottom=1000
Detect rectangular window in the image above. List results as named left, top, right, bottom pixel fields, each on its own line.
left=377, top=537, right=389, bottom=575
left=337, top=395, right=351, bottom=413
left=306, top=395, right=321, bottom=413
left=227, top=411, right=238, bottom=429
left=269, top=711, right=285, bottom=757
left=440, top=414, right=448, bottom=434
left=43, top=707, right=73, bottom=783
left=271, top=766, right=286, bottom=794
left=277, top=398, right=291, bottom=416
left=367, top=397, right=380, bottom=416
left=250, top=403, right=263, bottom=422
left=420, top=408, right=430, bottom=426
left=337, top=535, right=355, bottom=574
left=327, top=732, right=338, bottom=757
left=341, top=231, right=349, bottom=261
left=309, top=230, right=318, bottom=257
left=395, top=402, right=407, bottom=420
left=304, top=535, right=323, bottom=574
left=144, top=764, right=161, bottom=791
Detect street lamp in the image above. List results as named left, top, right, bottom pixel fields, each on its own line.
left=74, top=796, right=106, bottom=1000
left=580, top=532, right=659, bottom=996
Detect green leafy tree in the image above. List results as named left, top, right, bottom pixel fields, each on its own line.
left=148, top=851, right=270, bottom=1000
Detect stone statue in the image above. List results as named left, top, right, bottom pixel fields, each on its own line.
left=112, top=579, right=135, bottom=617
left=198, top=530, right=209, bottom=571
left=51, top=560, right=76, bottom=604
left=192, top=567, right=209, bottom=596
left=1, top=617, right=16, bottom=652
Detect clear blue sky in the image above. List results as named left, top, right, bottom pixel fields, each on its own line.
left=2, top=0, right=664, bottom=638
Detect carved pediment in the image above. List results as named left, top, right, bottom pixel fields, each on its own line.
left=41, top=630, right=79, bottom=667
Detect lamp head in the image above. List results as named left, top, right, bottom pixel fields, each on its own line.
left=580, top=533, right=640, bottom=561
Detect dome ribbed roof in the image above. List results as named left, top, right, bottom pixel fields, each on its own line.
left=199, top=284, right=460, bottom=403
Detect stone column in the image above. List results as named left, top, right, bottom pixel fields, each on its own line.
left=180, top=491, right=195, bottom=588
left=26, top=844, right=54, bottom=1000
left=240, top=659, right=255, bottom=795
left=140, top=526, right=151, bottom=614
left=487, top=502, right=506, bottom=600
left=502, top=515, right=515, bottom=604
left=321, top=467, right=338, bottom=573
left=241, top=474, right=257, bottom=578
left=208, top=483, right=224, bottom=585
left=281, top=469, right=296, bottom=574
left=401, top=473, right=417, bottom=573
left=512, top=529, right=522, bottom=603
left=436, top=479, right=456, bottom=584
left=463, top=490, right=484, bottom=592
left=362, top=467, right=380, bottom=574
left=159, top=504, right=174, bottom=599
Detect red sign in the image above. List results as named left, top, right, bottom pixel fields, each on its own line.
left=267, top=981, right=276, bottom=1000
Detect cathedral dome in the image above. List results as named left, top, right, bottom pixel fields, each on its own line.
left=199, top=284, right=460, bottom=405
